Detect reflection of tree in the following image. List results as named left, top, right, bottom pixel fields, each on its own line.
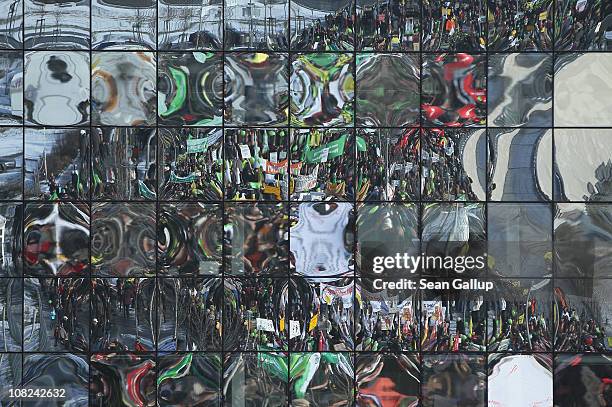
left=583, top=160, right=612, bottom=202
left=41, top=130, right=84, bottom=180
left=555, top=163, right=612, bottom=279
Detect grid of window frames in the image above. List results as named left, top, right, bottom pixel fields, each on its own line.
left=0, top=0, right=611, bottom=405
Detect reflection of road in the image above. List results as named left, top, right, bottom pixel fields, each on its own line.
left=98, top=305, right=154, bottom=350
left=555, top=54, right=612, bottom=126
left=95, top=0, right=154, bottom=8
left=55, top=157, right=85, bottom=195
left=292, top=0, right=351, bottom=12
left=491, top=128, right=551, bottom=201
left=553, top=131, right=611, bottom=201
left=24, top=35, right=89, bottom=49
left=461, top=128, right=486, bottom=199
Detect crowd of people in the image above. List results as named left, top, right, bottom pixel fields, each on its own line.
left=92, top=127, right=156, bottom=200
left=421, top=298, right=486, bottom=352
left=357, top=129, right=420, bottom=201
left=290, top=129, right=354, bottom=201
left=292, top=5, right=354, bottom=50
left=488, top=298, right=552, bottom=352
left=359, top=294, right=419, bottom=351
left=422, top=0, right=486, bottom=50
left=90, top=278, right=155, bottom=352
left=422, top=130, right=480, bottom=201
left=160, top=128, right=223, bottom=200
left=555, top=290, right=609, bottom=352
left=42, top=278, right=88, bottom=352
left=356, top=0, right=420, bottom=50
left=225, top=129, right=288, bottom=201
left=555, top=0, right=612, bottom=50
left=489, top=0, right=553, bottom=50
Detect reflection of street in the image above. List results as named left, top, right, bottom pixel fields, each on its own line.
left=92, top=0, right=156, bottom=49
left=0, top=169, right=20, bottom=198
left=489, top=129, right=551, bottom=201
left=91, top=278, right=155, bottom=351
left=25, top=129, right=89, bottom=200
left=23, top=279, right=89, bottom=352
left=0, top=53, right=22, bottom=124
left=0, top=205, right=18, bottom=271
left=554, top=129, right=612, bottom=201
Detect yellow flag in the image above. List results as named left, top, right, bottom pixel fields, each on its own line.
left=309, top=314, right=319, bottom=331
left=280, top=318, right=285, bottom=332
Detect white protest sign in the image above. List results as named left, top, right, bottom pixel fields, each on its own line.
left=289, top=320, right=301, bottom=339
left=256, top=318, right=275, bottom=332
left=239, top=145, right=252, bottom=159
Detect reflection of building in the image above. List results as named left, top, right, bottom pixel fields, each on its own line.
left=291, top=0, right=352, bottom=32
left=159, top=0, right=223, bottom=48
left=225, top=0, right=288, bottom=47
left=0, top=0, right=22, bottom=47
left=0, top=57, right=22, bottom=119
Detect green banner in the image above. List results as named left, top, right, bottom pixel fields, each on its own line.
left=356, top=136, right=366, bottom=152
left=186, top=132, right=222, bottom=154
left=169, top=171, right=198, bottom=183
left=187, top=138, right=209, bottom=154
left=305, top=135, right=347, bottom=163
left=138, top=180, right=156, bottom=199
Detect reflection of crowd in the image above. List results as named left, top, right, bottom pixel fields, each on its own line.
left=158, top=279, right=221, bottom=351
left=359, top=297, right=418, bottom=351
left=289, top=280, right=355, bottom=352
left=291, top=129, right=354, bottom=201
left=556, top=0, right=610, bottom=50
left=422, top=300, right=486, bottom=351
left=90, top=278, right=153, bottom=351
left=422, top=132, right=478, bottom=201
left=293, top=7, right=354, bottom=50
left=233, top=285, right=285, bottom=350
left=555, top=299, right=608, bottom=352
left=225, top=129, right=287, bottom=201
left=35, top=129, right=88, bottom=200
left=42, top=278, right=88, bottom=352
left=356, top=0, right=420, bottom=50
left=161, top=129, right=222, bottom=200
left=92, top=128, right=156, bottom=199
left=45, top=169, right=84, bottom=200
left=489, top=0, right=552, bottom=50
left=423, top=0, right=485, bottom=50
left=357, top=129, right=419, bottom=201
left=488, top=300, right=551, bottom=352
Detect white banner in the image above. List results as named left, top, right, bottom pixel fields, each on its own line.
left=256, top=318, right=275, bottom=332
left=289, top=320, right=301, bottom=339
